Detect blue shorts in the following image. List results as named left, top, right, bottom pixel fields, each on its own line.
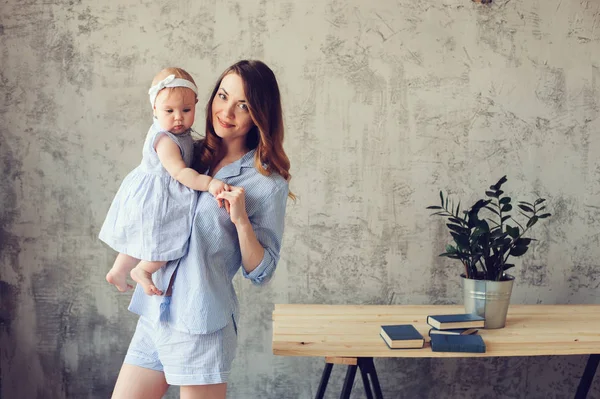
left=124, top=316, right=238, bottom=385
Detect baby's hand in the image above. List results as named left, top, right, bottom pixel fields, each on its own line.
left=208, top=178, right=227, bottom=197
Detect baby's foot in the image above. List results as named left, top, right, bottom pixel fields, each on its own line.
left=106, top=268, right=133, bottom=292
left=130, top=267, right=163, bottom=296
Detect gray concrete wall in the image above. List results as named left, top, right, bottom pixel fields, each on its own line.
left=1, top=0, right=599, bottom=398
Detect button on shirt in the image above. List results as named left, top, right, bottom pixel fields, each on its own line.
left=128, top=149, right=289, bottom=334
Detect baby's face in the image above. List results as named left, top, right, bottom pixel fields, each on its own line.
left=153, top=88, right=197, bottom=134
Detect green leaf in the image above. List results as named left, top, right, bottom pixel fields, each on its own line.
left=445, top=244, right=458, bottom=254
left=518, top=204, right=534, bottom=213
left=427, top=206, right=443, bottom=210
left=538, top=206, right=547, bottom=211
left=538, top=213, right=552, bottom=219
left=476, top=219, right=490, bottom=232
left=519, top=201, right=534, bottom=207
left=526, top=215, right=539, bottom=228
left=514, top=237, right=532, bottom=246
left=451, top=232, right=470, bottom=250
left=473, top=199, right=492, bottom=209
left=471, top=226, right=487, bottom=240
left=501, top=215, right=511, bottom=223
left=501, top=204, right=513, bottom=212
left=466, top=200, right=491, bottom=228
left=510, top=245, right=529, bottom=256
left=503, top=264, right=515, bottom=271
left=440, top=191, right=444, bottom=208
left=491, top=175, right=508, bottom=190
left=506, top=225, right=519, bottom=238
left=499, top=197, right=511, bottom=205
left=486, top=190, right=499, bottom=198
left=534, top=198, right=546, bottom=205
left=490, top=229, right=508, bottom=239
left=439, top=253, right=462, bottom=259
left=455, top=202, right=461, bottom=218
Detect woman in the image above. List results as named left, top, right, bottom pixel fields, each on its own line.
left=111, top=60, right=293, bottom=399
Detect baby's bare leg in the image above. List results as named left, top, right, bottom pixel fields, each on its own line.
left=130, top=261, right=167, bottom=296
left=106, top=253, right=139, bottom=292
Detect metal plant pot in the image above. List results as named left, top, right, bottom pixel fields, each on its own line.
left=461, top=274, right=515, bottom=329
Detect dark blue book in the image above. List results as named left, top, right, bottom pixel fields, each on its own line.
left=426, top=313, right=485, bottom=330
left=380, top=324, right=424, bottom=349
left=428, top=328, right=478, bottom=336
left=430, top=333, right=486, bottom=353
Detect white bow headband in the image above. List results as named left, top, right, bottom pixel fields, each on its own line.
left=148, top=74, right=198, bottom=106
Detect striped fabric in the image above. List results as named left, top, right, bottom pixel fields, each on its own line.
left=99, top=121, right=196, bottom=261
left=124, top=315, right=238, bottom=385
left=128, top=149, right=289, bottom=334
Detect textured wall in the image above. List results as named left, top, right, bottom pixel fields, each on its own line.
left=1, top=0, right=599, bottom=398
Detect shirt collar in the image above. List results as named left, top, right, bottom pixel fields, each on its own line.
left=214, top=148, right=256, bottom=179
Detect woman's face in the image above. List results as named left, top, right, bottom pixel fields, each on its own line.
left=211, top=73, right=254, bottom=143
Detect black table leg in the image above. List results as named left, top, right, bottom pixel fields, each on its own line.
left=358, top=357, right=384, bottom=399
left=359, top=361, right=374, bottom=399
left=316, top=357, right=384, bottom=399
left=575, top=354, right=600, bottom=399
left=315, top=362, right=333, bottom=399
left=340, top=364, right=358, bottom=399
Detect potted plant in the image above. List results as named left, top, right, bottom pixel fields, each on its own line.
left=427, top=176, right=551, bottom=328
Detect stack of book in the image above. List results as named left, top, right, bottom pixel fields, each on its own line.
left=427, top=313, right=486, bottom=353
left=379, top=313, right=487, bottom=353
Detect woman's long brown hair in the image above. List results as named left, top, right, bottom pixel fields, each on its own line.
left=194, top=60, right=294, bottom=199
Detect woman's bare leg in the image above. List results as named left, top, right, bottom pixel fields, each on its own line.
left=111, top=363, right=169, bottom=399
left=106, top=253, right=139, bottom=292
left=130, top=260, right=166, bottom=296
left=180, top=384, right=227, bottom=399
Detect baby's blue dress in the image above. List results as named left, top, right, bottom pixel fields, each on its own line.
left=99, top=121, right=197, bottom=261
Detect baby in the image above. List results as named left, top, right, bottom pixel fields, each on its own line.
left=99, top=67, right=225, bottom=296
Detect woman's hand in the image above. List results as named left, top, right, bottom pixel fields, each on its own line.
left=216, top=185, right=250, bottom=226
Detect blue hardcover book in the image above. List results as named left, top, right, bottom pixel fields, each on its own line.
left=430, top=333, right=486, bottom=353
left=426, top=313, right=485, bottom=330
left=380, top=324, right=424, bottom=349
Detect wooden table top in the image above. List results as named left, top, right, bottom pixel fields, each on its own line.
left=272, top=304, right=600, bottom=358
